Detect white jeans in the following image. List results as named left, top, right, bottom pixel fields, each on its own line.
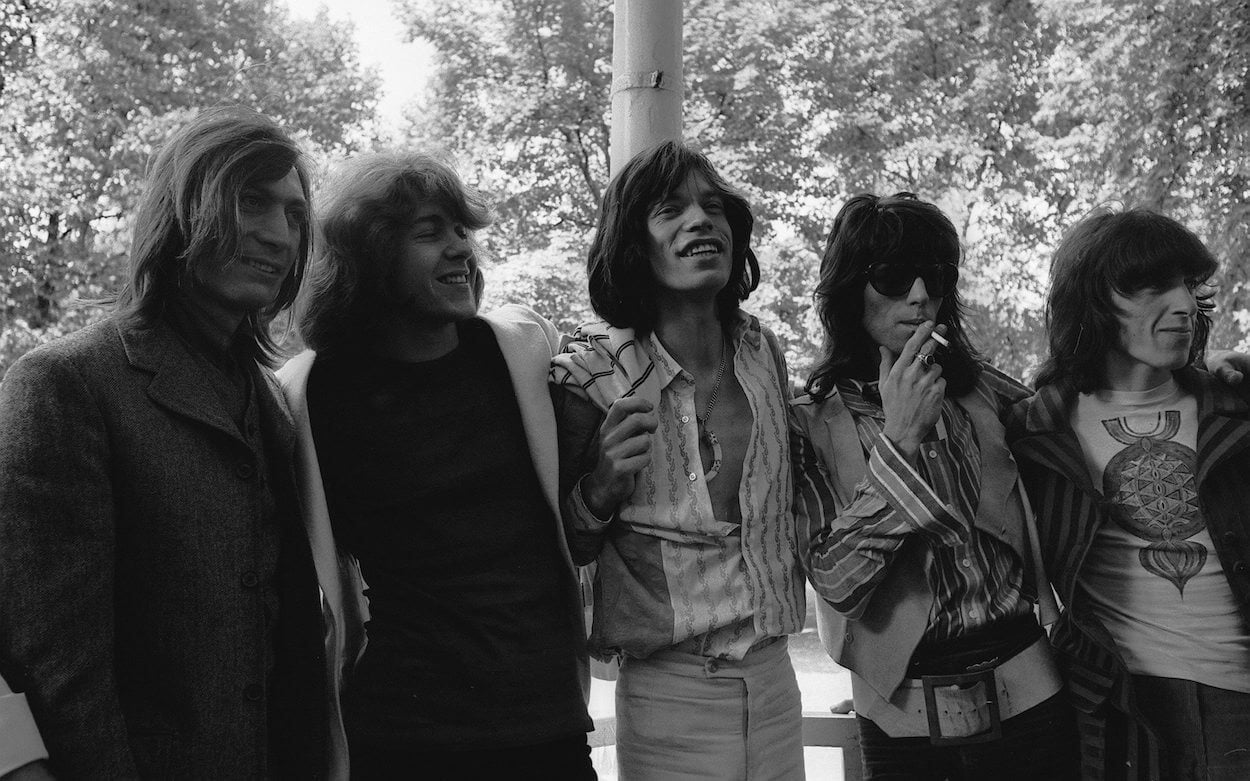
left=614, top=637, right=805, bottom=780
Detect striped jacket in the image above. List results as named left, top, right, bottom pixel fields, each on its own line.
left=792, top=363, right=1045, bottom=712
left=1007, top=368, right=1250, bottom=780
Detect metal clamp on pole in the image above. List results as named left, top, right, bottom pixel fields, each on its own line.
left=611, top=70, right=673, bottom=95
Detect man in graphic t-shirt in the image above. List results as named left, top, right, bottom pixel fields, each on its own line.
left=1010, top=208, right=1250, bottom=780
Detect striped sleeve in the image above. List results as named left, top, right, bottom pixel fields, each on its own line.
left=794, top=424, right=967, bottom=620
left=869, top=433, right=970, bottom=546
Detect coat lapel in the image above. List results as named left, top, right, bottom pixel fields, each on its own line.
left=1188, top=369, right=1250, bottom=484
left=960, top=387, right=1025, bottom=551
left=1011, top=383, right=1097, bottom=496
left=818, top=393, right=866, bottom=506
left=483, top=307, right=562, bottom=522
left=256, top=367, right=297, bottom=461
left=118, top=319, right=247, bottom=446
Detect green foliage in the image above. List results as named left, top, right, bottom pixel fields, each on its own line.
left=0, top=0, right=379, bottom=375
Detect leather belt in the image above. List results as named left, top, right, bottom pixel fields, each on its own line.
left=858, top=634, right=1063, bottom=745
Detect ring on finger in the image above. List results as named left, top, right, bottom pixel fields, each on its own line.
left=916, top=352, right=935, bottom=368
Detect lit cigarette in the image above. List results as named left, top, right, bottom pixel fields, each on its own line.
left=929, top=331, right=950, bottom=348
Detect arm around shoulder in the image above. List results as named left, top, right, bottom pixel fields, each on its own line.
left=550, top=383, right=612, bottom=565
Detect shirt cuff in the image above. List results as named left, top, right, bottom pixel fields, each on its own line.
left=868, top=434, right=968, bottom=546
left=0, top=693, right=49, bottom=776
left=569, top=476, right=614, bottom=531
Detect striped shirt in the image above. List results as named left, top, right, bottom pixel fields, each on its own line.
left=550, top=313, right=805, bottom=661
left=794, top=379, right=1030, bottom=644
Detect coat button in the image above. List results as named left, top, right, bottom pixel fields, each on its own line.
left=235, top=462, right=255, bottom=480
left=243, top=683, right=263, bottom=702
left=241, top=571, right=259, bottom=588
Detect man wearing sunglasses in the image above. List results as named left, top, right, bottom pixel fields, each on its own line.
left=790, top=192, right=1079, bottom=779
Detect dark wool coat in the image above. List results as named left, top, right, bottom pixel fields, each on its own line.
left=0, top=315, right=326, bottom=779
left=1008, top=368, right=1250, bottom=781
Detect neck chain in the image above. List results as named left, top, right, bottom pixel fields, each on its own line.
left=697, top=337, right=728, bottom=481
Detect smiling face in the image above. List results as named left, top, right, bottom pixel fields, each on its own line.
left=861, top=266, right=944, bottom=355
left=390, top=203, right=478, bottom=327
left=645, top=172, right=734, bottom=304
left=187, top=167, right=306, bottom=330
left=1105, top=276, right=1198, bottom=390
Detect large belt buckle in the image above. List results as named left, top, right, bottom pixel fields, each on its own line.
left=921, top=668, right=1003, bottom=746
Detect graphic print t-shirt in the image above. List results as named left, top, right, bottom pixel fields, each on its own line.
left=1071, top=379, right=1250, bottom=693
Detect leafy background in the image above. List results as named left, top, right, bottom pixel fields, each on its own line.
left=3, top=0, right=1248, bottom=385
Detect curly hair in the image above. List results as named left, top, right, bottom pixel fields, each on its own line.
left=1035, top=207, right=1218, bottom=391
left=805, top=192, right=982, bottom=399
left=587, top=141, right=759, bottom=331
left=297, top=151, right=492, bottom=355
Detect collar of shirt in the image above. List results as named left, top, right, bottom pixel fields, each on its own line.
left=644, top=311, right=760, bottom=391
left=838, top=378, right=884, bottom=417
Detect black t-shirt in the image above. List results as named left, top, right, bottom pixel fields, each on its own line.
left=307, top=319, right=589, bottom=749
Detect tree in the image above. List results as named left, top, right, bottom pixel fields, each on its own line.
left=393, top=0, right=1065, bottom=379
left=0, top=0, right=380, bottom=373
left=1032, top=0, right=1250, bottom=351
left=396, top=0, right=614, bottom=250
left=395, top=0, right=1248, bottom=382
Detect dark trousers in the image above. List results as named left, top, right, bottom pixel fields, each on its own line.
left=349, top=733, right=598, bottom=780
left=1107, top=675, right=1250, bottom=781
left=858, top=691, right=1080, bottom=780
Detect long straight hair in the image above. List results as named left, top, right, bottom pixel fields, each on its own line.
left=116, top=106, right=311, bottom=366
left=806, top=192, right=981, bottom=400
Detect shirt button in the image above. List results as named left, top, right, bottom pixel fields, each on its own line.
left=706, top=659, right=720, bottom=673
left=969, top=609, right=980, bottom=619
left=927, top=450, right=938, bottom=459
left=689, top=473, right=697, bottom=482
left=681, top=415, right=690, bottom=424
left=962, top=559, right=972, bottom=568
left=243, top=683, right=263, bottom=702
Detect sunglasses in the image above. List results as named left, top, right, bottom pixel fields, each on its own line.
left=863, top=262, right=960, bottom=298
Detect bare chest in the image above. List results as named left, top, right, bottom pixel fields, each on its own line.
left=698, top=376, right=753, bottom=524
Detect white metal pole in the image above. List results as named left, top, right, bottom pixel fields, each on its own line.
left=609, top=0, right=683, bottom=176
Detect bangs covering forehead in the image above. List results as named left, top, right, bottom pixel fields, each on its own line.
left=242, top=146, right=298, bottom=185
left=206, top=136, right=301, bottom=204
left=871, top=207, right=961, bottom=267
left=393, top=166, right=491, bottom=231
left=246, top=154, right=300, bottom=186
left=635, top=150, right=723, bottom=212
left=1106, top=212, right=1218, bottom=294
